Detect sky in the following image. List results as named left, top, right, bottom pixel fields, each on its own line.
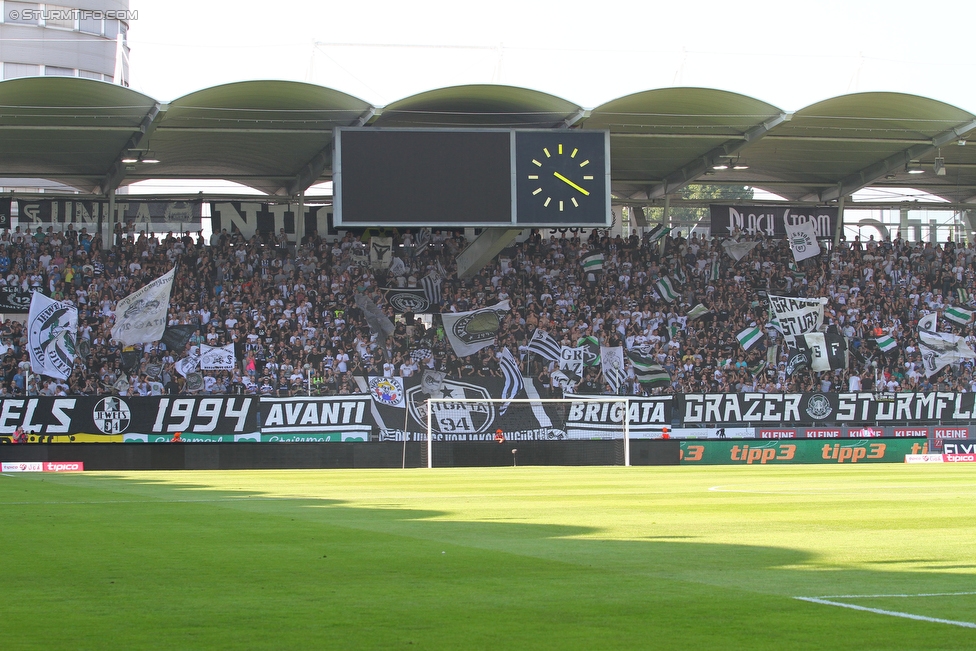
left=127, top=0, right=976, bottom=113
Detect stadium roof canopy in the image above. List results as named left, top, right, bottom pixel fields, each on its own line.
left=3, top=76, right=976, bottom=205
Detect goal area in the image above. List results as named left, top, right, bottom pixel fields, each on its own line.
left=421, top=397, right=633, bottom=468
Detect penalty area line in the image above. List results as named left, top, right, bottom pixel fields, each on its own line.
left=794, top=597, right=976, bottom=629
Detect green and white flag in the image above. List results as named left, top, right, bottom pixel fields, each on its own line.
left=628, top=347, right=671, bottom=385
left=876, top=335, right=897, bottom=352
left=944, top=306, right=973, bottom=326
left=656, top=277, right=679, bottom=302
left=646, top=224, right=671, bottom=243
left=580, top=252, right=605, bottom=272
left=736, top=325, right=763, bottom=351
left=686, top=303, right=710, bottom=321
left=709, top=258, right=721, bottom=281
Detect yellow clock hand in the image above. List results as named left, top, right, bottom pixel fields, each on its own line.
left=553, top=171, right=590, bottom=196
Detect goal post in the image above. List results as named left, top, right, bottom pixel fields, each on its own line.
left=422, top=396, right=632, bottom=468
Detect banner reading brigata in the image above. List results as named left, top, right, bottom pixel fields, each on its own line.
left=677, top=392, right=976, bottom=425
left=710, top=204, right=837, bottom=238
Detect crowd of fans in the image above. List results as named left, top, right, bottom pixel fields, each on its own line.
left=0, top=219, right=974, bottom=398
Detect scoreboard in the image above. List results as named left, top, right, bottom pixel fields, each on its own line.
left=333, top=128, right=610, bottom=228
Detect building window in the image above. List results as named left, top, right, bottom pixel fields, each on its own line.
left=78, top=69, right=101, bottom=80
left=79, top=15, right=101, bottom=35
left=3, top=62, right=40, bottom=79
left=44, top=65, right=75, bottom=76
left=4, top=2, right=40, bottom=25
left=42, top=5, right=76, bottom=30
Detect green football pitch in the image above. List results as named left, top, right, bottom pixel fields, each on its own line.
left=2, top=465, right=974, bottom=650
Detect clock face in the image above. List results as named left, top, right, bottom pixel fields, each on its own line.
left=515, top=130, right=609, bottom=226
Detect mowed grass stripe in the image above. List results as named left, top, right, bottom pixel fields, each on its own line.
left=1, top=465, right=974, bottom=650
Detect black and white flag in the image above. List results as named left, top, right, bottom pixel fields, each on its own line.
left=111, top=267, right=175, bottom=346
left=600, top=346, right=626, bottom=393
left=369, top=237, right=393, bottom=269
left=721, top=240, right=760, bottom=262
left=526, top=329, right=562, bottom=362
left=421, top=273, right=442, bottom=306
left=441, top=301, right=510, bottom=357
left=795, top=332, right=848, bottom=372
left=382, top=287, right=431, bottom=314
left=498, top=347, right=524, bottom=414
left=200, top=343, right=236, bottom=370
left=767, top=294, right=826, bottom=346
left=785, top=220, right=821, bottom=262
left=27, top=292, right=77, bottom=380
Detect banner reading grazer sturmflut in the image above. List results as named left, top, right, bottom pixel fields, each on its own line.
left=710, top=204, right=837, bottom=238
left=678, top=392, right=976, bottom=426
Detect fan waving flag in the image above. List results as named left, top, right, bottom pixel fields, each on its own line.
left=580, top=252, right=605, bottom=272
left=918, top=312, right=937, bottom=332
left=722, top=240, right=760, bottom=262
left=600, top=346, right=626, bottom=393
left=27, top=292, right=78, bottom=380
left=944, top=306, right=973, bottom=326
left=111, top=267, right=175, bottom=346
left=785, top=220, right=821, bottom=262
left=498, top=347, right=524, bottom=414
left=876, top=334, right=898, bottom=352
left=655, top=277, right=679, bottom=302
left=646, top=224, right=671, bottom=243
left=441, top=301, right=511, bottom=357
left=421, top=273, right=442, bottom=306
left=736, top=325, right=763, bottom=351
left=526, top=329, right=562, bottom=362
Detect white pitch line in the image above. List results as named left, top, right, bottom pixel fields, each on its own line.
left=795, top=597, right=976, bottom=629
left=819, top=591, right=976, bottom=599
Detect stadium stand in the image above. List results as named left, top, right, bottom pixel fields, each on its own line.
left=0, top=223, right=969, bottom=397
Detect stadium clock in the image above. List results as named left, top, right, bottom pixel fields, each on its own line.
left=514, top=130, right=610, bottom=226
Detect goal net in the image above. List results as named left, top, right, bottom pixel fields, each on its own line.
left=421, top=397, right=632, bottom=468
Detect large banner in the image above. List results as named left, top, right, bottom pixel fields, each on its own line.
left=0, top=395, right=257, bottom=440
left=710, top=204, right=837, bottom=238
left=370, top=375, right=572, bottom=442
left=259, top=395, right=372, bottom=442
left=7, top=390, right=976, bottom=443
left=564, top=394, right=672, bottom=438
left=679, top=438, right=920, bottom=465
left=0, top=288, right=35, bottom=313
left=678, top=392, right=976, bottom=426
left=16, top=199, right=202, bottom=229
left=210, top=202, right=334, bottom=240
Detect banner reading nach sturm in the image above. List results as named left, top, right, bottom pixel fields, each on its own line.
left=710, top=204, right=837, bottom=238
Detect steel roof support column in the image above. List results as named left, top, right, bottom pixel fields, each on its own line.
left=296, top=190, right=305, bottom=247
left=645, top=113, right=789, bottom=199
left=105, top=189, right=115, bottom=251
left=811, top=119, right=976, bottom=203
left=833, top=190, right=844, bottom=248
